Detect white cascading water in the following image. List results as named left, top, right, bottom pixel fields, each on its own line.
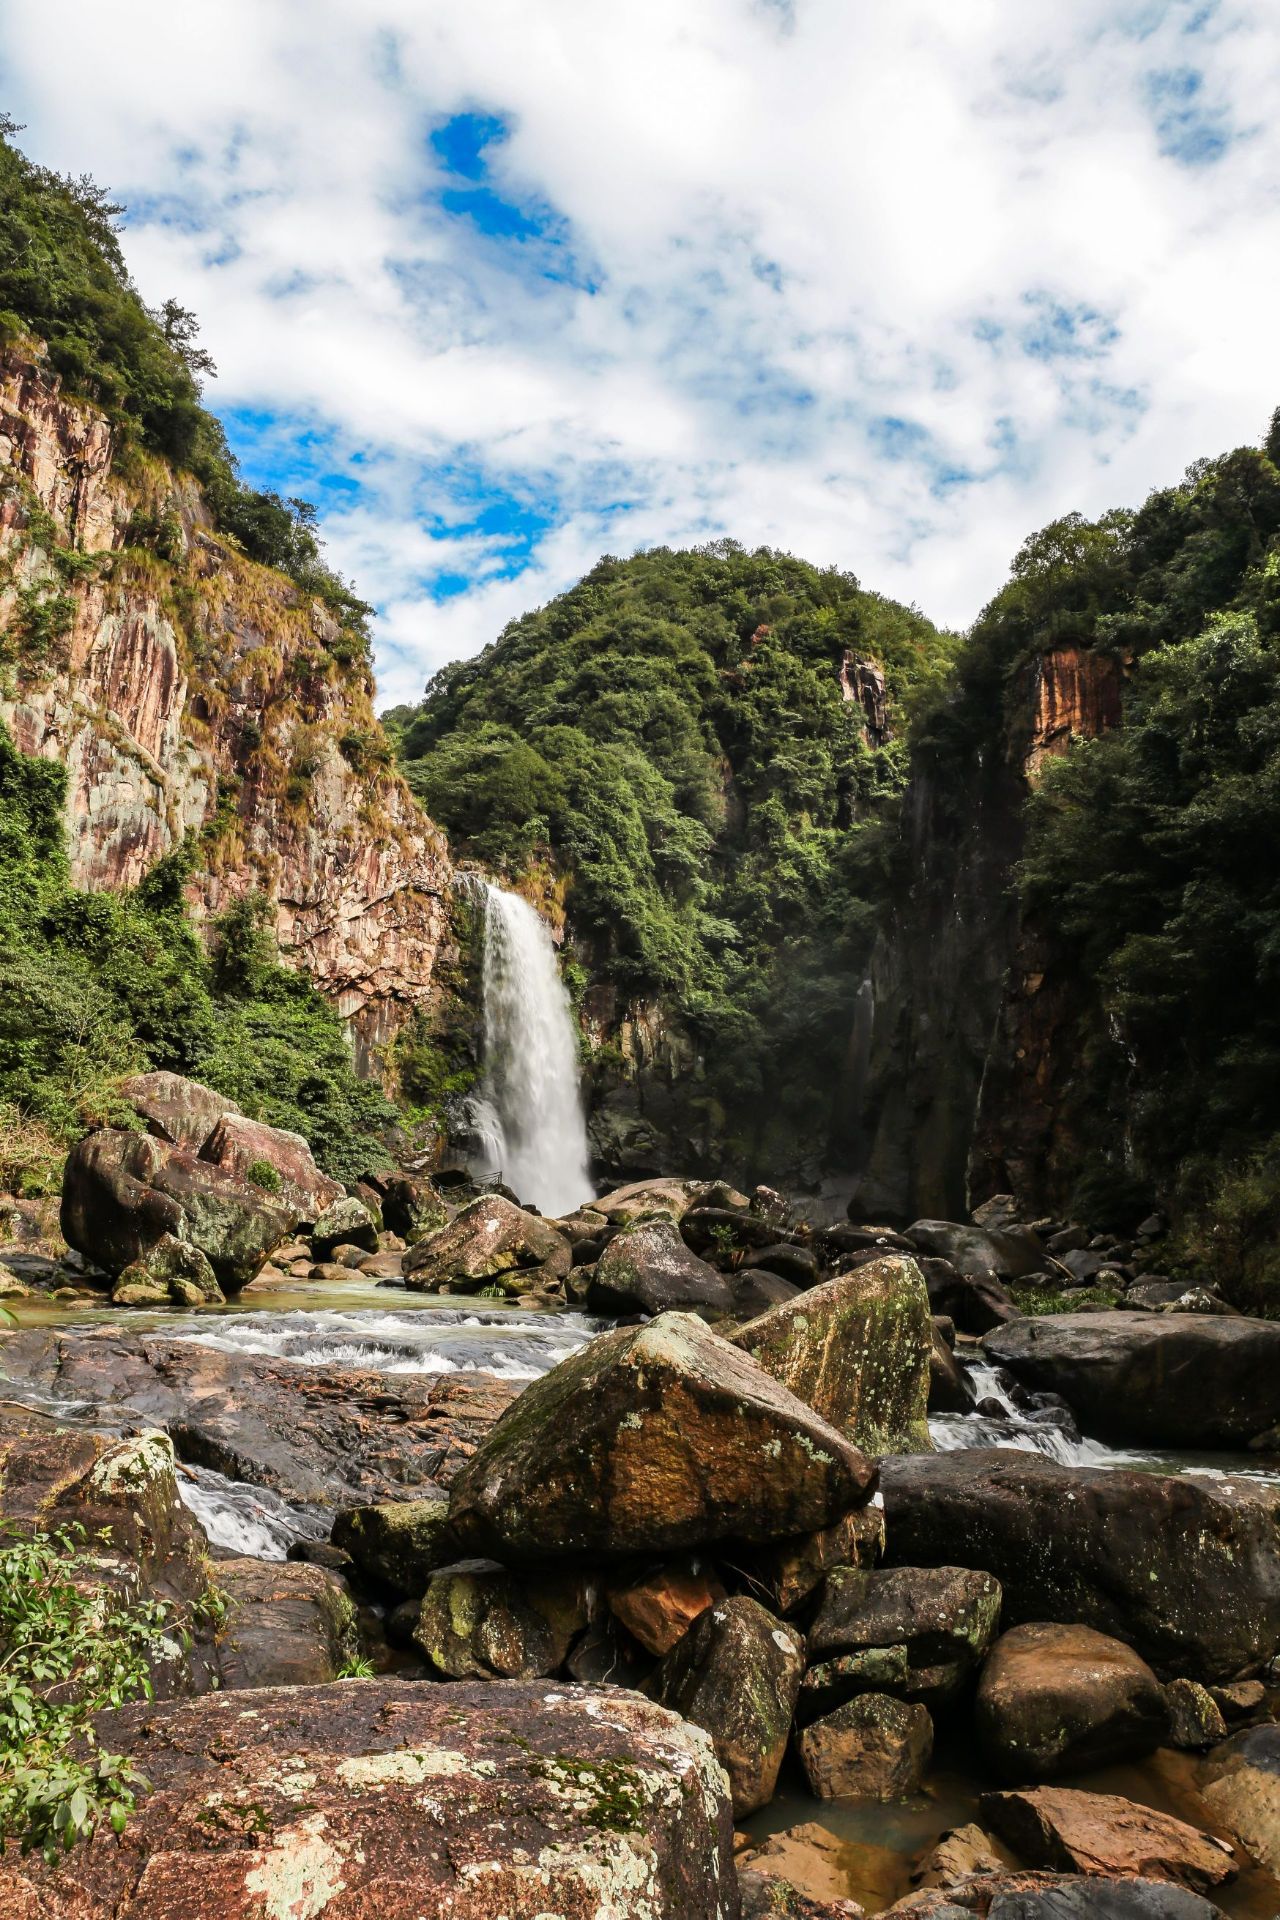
left=469, top=881, right=594, bottom=1217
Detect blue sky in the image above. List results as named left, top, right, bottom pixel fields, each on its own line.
left=6, top=0, right=1280, bottom=704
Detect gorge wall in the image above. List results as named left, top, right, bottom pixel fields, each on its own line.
left=0, top=345, right=452, bottom=1070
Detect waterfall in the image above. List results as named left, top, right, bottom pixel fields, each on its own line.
left=469, top=882, right=593, bottom=1217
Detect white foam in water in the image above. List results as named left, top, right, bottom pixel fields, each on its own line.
left=178, top=1464, right=331, bottom=1561
left=166, top=1304, right=600, bottom=1382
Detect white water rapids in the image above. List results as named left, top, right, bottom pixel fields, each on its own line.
left=468, top=881, right=593, bottom=1216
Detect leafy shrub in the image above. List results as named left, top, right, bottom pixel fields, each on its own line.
left=244, top=1158, right=282, bottom=1194
left=0, top=1521, right=175, bottom=1859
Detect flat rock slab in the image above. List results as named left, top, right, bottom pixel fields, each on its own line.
left=0, top=1328, right=516, bottom=1505
left=880, top=1449, right=1280, bottom=1680
left=887, top=1873, right=1231, bottom=1917
left=0, top=1679, right=738, bottom=1919
left=980, top=1787, right=1236, bottom=1893
left=982, top=1312, right=1280, bottom=1448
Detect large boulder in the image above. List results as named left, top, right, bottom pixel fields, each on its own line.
left=907, top=1220, right=1047, bottom=1280
left=975, top=1624, right=1167, bottom=1781
left=1202, top=1723, right=1280, bottom=1874
left=199, top=1111, right=342, bottom=1223
left=923, top=1259, right=1023, bottom=1333
left=403, top=1192, right=572, bottom=1293
left=803, top=1564, right=1001, bottom=1715
left=447, top=1311, right=877, bottom=1565
left=979, top=1787, right=1237, bottom=1894
left=647, top=1594, right=805, bottom=1814
left=880, top=1449, right=1280, bottom=1680
left=796, top=1693, right=933, bottom=1801
left=982, top=1312, right=1280, bottom=1448
left=118, top=1070, right=240, bottom=1150
left=0, top=1679, right=739, bottom=1918
left=732, top=1255, right=933, bottom=1456
left=594, top=1176, right=704, bottom=1224
left=589, top=1217, right=735, bottom=1320
left=61, top=1128, right=295, bottom=1290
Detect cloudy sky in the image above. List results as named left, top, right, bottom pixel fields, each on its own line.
left=6, top=0, right=1280, bottom=704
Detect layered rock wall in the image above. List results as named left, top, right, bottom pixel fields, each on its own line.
left=0, top=345, right=451, bottom=1066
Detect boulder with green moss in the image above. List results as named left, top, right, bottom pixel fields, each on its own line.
left=331, top=1494, right=458, bottom=1596
left=801, top=1564, right=1002, bottom=1717
left=111, top=1232, right=224, bottom=1307
left=731, top=1254, right=934, bottom=1456
left=447, top=1311, right=877, bottom=1565
left=589, top=1217, right=735, bottom=1320
left=403, top=1193, right=572, bottom=1294
left=648, top=1594, right=805, bottom=1815
left=414, top=1562, right=592, bottom=1680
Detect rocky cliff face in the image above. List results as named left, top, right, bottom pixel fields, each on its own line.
left=0, top=346, right=451, bottom=1068
left=848, top=642, right=1127, bottom=1223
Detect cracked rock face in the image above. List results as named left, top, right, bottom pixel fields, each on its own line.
left=0, top=1679, right=740, bottom=1920
left=0, top=346, right=452, bottom=1065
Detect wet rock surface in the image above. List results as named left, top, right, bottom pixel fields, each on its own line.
left=0, top=1327, right=518, bottom=1504
left=0, top=1678, right=739, bottom=1918
left=880, top=1448, right=1280, bottom=1679
left=975, top=1623, right=1168, bottom=1780
left=447, top=1310, right=877, bottom=1564
left=796, top=1691, right=933, bottom=1800
left=589, top=1217, right=735, bottom=1319
left=404, top=1192, right=572, bottom=1294
left=804, top=1564, right=1001, bottom=1713
left=1201, top=1722, right=1280, bottom=1876
left=983, top=1311, right=1280, bottom=1447
left=979, top=1786, right=1237, bottom=1893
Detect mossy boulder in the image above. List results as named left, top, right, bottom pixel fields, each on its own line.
left=112, top=1232, right=224, bottom=1307
left=447, top=1311, right=877, bottom=1565
left=802, top=1564, right=1001, bottom=1716
left=331, top=1495, right=457, bottom=1596
left=413, top=1562, right=592, bottom=1679
left=403, top=1193, right=572, bottom=1293
left=648, top=1594, right=806, bottom=1815
left=976, top=1624, right=1167, bottom=1782
left=589, top=1218, right=734, bottom=1320
left=732, top=1255, right=933, bottom=1456
left=310, top=1194, right=380, bottom=1257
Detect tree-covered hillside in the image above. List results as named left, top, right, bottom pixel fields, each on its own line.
left=387, top=542, right=957, bottom=1174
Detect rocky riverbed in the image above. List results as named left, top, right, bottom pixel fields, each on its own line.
left=4, top=1076, right=1280, bottom=1917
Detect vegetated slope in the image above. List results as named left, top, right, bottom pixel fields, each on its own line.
left=387, top=542, right=958, bottom=1183
left=899, top=415, right=1280, bottom=1300
left=0, top=126, right=451, bottom=1198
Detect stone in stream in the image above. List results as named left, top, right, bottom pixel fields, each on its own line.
left=330, top=1494, right=458, bottom=1595
left=606, top=1557, right=726, bottom=1655
left=364, top=1168, right=450, bottom=1243
left=1162, top=1679, right=1228, bottom=1750
left=403, top=1191, right=572, bottom=1293
left=413, top=1561, right=592, bottom=1679
left=0, top=1327, right=520, bottom=1507
left=796, top=1693, right=933, bottom=1800
left=647, top=1594, right=806, bottom=1815
left=731, top=1255, right=933, bottom=1456
left=884, top=1875, right=1232, bottom=1917
left=802, top=1564, right=1001, bottom=1716
left=446, top=1311, right=877, bottom=1565
left=204, top=1557, right=362, bottom=1689
left=681, top=1205, right=793, bottom=1260
left=588, top=1217, right=735, bottom=1320
left=111, top=1231, right=224, bottom=1306
left=880, top=1449, right=1280, bottom=1680
left=982, top=1311, right=1280, bottom=1447
left=978, top=1787, right=1237, bottom=1894
left=0, top=1679, right=738, bottom=1919
left=929, top=1321, right=974, bottom=1412
left=1201, top=1722, right=1280, bottom=1876
left=61, top=1127, right=296, bottom=1289
left=975, top=1623, right=1167, bottom=1781
left=906, top=1220, right=1047, bottom=1280
left=309, top=1193, right=380, bottom=1256
left=740, top=1821, right=901, bottom=1915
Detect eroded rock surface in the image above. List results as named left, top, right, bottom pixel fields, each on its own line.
left=0, top=1679, right=740, bottom=1918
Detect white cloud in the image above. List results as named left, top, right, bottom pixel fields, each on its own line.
left=7, top=0, right=1280, bottom=705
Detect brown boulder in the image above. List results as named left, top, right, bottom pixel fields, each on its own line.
left=330, top=1495, right=457, bottom=1595
left=747, top=1502, right=885, bottom=1616
left=797, top=1693, right=933, bottom=1800
left=0, top=1679, right=738, bottom=1918
left=980, top=1787, right=1237, bottom=1892
left=206, top=1558, right=361, bottom=1689
left=606, top=1557, right=725, bottom=1655
left=648, top=1594, right=806, bottom=1814
left=403, top=1192, right=572, bottom=1293
left=741, top=1821, right=902, bottom=1913
left=118, top=1070, right=240, bottom=1150
left=414, top=1561, right=591, bottom=1679
left=200, top=1111, right=342, bottom=1222
left=447, top=1311, right=876, bottom=1565
left=1201, top=1722, right=1280, bottom=1876
left=976, top=1623, right=1167, bottom=1781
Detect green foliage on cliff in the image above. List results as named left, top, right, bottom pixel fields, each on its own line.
left=391, top=542, right=955, bottom=1166
left=0, top=725, right=394, bottom=1191
left=0, top=120, right=370, bottom=644
left=934, top=422, right=1280, bottom=1271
